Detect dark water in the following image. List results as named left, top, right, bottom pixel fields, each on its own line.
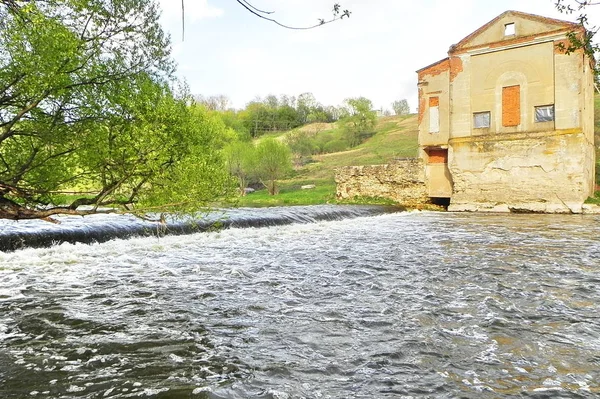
left=1, top=211, right=599, bottom=398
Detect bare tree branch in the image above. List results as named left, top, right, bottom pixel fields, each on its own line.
left=180, top=0, right=350, bottom=38
left=234, top=0, right=351, bottom=29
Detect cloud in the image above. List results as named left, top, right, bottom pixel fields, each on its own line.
left=158, top=0, right=223, bottom=23
left=161, top=0, right=597, bottom=111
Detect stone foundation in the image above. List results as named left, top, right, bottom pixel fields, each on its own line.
left=335, top=159, right=429, bottom=206
left=447, top=131, right=595, bottom=214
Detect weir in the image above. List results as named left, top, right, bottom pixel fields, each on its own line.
left=1, top=212, right=599, bottom=398
left=0, top=205, right=401, bottom=252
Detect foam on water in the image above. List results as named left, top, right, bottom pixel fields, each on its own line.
left=0, top=211, right=599, bottom=398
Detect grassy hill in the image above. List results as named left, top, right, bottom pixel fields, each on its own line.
left=237, top=114, right=419, bottom=206
left=238, top=97, right=600, bottom=207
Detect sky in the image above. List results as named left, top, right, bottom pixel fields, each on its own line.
left=156, top=0, right=600, bottom=112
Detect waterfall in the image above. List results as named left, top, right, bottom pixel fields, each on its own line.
left=0, top=205, right=402, bottom=252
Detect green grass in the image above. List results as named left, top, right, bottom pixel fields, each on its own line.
left=234, top=178, right=400, bottom=207
left=585, top=191, right=600, bottom=204
left=235, top=179, right=336, bottom=207
left=230, top=114, right=419, bottom=207
left=234, top=92, right=600, bottom=208
left=294, top=114, right=419, bottom=181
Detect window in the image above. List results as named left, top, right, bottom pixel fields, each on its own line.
left=502, top=85, right=520, bottom=127
left=535, top=105, right=554, bottom=122
left=504, top=23, right=515, bottom=36
left=473, top=111, right=491, bottom=128
left=429, top=96, right=439, bottom=133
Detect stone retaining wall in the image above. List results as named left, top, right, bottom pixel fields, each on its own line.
left=448, top=131, right=595, bottom=213
left=335, top=159, right=429, bottom=206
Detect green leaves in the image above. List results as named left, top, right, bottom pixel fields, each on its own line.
left=392, top=99, right=410, bottom=116
left=223, top=140, right=256, bottom=194
left=555, top=0, right=599, bottom=77
left=222, top=138, right=292, bottom=196
left=0, top=0, right=231, bottom=220
left=254, top=138, right=292, bottom=195
left=341, top=97, right=377, bottom=148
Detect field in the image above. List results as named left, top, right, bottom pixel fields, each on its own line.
left=238, top=96, right=600, bottom=207
left=236, top=114, right=419, bottom=206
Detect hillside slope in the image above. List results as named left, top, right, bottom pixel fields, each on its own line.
left=240, top=96, right=600, bottom=206
left=294, top=114, right=419, bottom=181
left=237, top=114, right=419, bottom=206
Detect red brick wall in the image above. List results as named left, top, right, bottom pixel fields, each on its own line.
left=428, top=149, right=448, bottom=164
left=502, top=85, right=520, bottom=127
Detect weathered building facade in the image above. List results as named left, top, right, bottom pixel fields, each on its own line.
left=417, top=11, right=595, bottom=213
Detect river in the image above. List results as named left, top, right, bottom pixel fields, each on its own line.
left=1, top=210, right=599, bottom=398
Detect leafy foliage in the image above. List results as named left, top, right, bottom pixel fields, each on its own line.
left=554, top=0, right=599, bottom=72
left=341, top=97, right=377, bottom=147
left=209, top=93, right=344, bottom=138
left=0, top=0, right=232, bottom=220
left=253, top=139, right=292, bottom=195
left=392, top=99, right=411, bottom=116
left=223, top=140, right=256, bottom=194
left=286, top=130, right=317, bottom=167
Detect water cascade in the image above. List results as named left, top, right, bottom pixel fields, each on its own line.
left=1, top=211, right=599, bottom=398
left=0, top=205, right=399, bottom=252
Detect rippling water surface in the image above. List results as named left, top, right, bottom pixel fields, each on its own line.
left=1, top=211, right=600, bottom=398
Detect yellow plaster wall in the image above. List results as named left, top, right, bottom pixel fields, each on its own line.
left=555, top=52, right=582, bottom=130
left=449, top=55, right=472, bottom=138
left=426, top=164, right=453, bottom=198
left=469, top=42, right=555, bottom=135
left=418, top=69, right=450, bottom=149
left=581, top=54, right=596, bottom=195
left=465, top=14, right=567, bottom=49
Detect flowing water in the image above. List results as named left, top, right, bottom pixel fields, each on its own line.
left=0, top=210, right=599, bottom=398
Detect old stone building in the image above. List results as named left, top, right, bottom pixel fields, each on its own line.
left=417, top=10, right=595, bottom=213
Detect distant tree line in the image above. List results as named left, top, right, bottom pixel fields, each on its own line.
left=195, top=93, right=412, bottom=138
left=194, top=92, right=353, bottom=138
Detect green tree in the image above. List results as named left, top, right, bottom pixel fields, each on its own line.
left=240, top=101, right=270, bottom=137
left=286, top=130, right=317, bottom=167
left=223, top=141, right=256, bottom=195
left=0, top=0, right=231, bottom=220
left=277, top=105, right=301, bottom=130
left=392, top=99, right=411, bottom=116
left=296, top=92, right=318, bottom=124
left=134, top=96, right=234, bottom=211
left=554, top=1, right=598, bottom=68
left=341, top=97, right=377, bottom=147
left=219, top=109, right=251, bottom=141
left=253, top=139, right=292, bottom=195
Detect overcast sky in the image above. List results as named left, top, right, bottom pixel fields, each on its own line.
left=157, top=0, right=599, bottom=112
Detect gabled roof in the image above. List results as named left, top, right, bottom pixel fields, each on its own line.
left=451, top=10, right=581, bottom=52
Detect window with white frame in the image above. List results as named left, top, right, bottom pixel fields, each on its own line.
left=534, top=105, right=554, bottom=122
left=473, top=111, right=491, bottom=128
